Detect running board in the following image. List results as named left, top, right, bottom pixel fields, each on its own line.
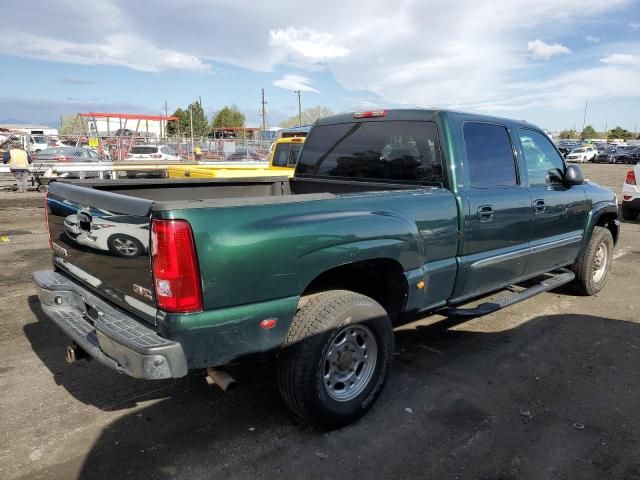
left=438, top=269, right=575, bottom=318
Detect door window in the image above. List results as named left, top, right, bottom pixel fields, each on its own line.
left=518, top=129, right=565, bottom=186
left=463, top=122, right=517, bottom=188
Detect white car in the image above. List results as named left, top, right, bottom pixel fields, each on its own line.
left=125, top=144, right=180, bottom=161
left=64, top=213, right=149, bottom=257
left=621, top=164, right=640, bottom=221
left=565, top=146, right=596, bottom=163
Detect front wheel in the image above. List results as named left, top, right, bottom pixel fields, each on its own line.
left=278, top=290, right=394, bottom=429
left=571, top=226, right=614, bottom=295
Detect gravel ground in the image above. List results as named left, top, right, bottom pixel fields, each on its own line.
left=0, top=164, right=639, bottom=480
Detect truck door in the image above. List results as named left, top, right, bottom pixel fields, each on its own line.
left=517, top=128, right=588, bottom=275
left=450, top=122, right=532, bottom=302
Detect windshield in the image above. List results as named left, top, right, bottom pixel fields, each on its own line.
left=129, top=146, right=159, bottom=154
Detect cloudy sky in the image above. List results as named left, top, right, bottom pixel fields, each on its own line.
left=0, top=0, right=639, bottom=131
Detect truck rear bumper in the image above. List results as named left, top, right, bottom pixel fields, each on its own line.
left=33, top=270, right=187, bottom=380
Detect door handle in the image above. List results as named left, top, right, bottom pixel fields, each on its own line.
left=477, top=205, right=494, bottom=222
left=533, top=199, right=546, bottom=214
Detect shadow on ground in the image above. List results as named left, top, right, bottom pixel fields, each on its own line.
left=24, top=312, right=640, bottom=480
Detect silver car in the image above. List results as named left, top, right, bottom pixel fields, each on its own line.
left=32, top=147, right=105, bottom=163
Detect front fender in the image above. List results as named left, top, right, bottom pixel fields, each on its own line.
left=580, top=201, right=619, bottom=253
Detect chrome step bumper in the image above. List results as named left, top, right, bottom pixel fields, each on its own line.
left=33, top=270, right=187, bottom=379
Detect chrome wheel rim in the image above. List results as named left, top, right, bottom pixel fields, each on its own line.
left=322, top=323, right=378, bottom=402
left=113, top=238, right=139, bottom=256
left=593, top=242, right=608, bottom=283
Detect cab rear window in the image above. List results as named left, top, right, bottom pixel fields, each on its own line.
left=273, top=143, right=303, bottom=167
left=296, top=121, right=443, bottom=184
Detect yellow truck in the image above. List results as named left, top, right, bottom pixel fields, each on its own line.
left=168, top=137, right=305, bottom=179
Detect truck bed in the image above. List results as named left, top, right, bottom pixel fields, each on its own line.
left=57, top=177, right=432, bottom=210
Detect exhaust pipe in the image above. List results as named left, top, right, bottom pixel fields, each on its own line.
left=65, top=344, right=89, bottom=364
left=205, top=367, right=237, bottom=392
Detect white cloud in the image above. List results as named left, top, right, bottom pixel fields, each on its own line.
left=527, top=39, right=572, bottom=60
left=600, top=53, right=640, bottom=66
left=0, top=31, right=209, bottom=73
left=269, top=27, right=349, bottom=62
left=585, top=35, right=600, bottom=43
left=273, top=74, right=320, bottom=93
left=630, top=21, right=640, bottom=29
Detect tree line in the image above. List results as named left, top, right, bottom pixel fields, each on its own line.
left=166, top=103, right=246, bottom=137
left=559, top=124, right=639, bottom=140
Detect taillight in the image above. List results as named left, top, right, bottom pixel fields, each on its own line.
left=353, top=110, right=388, bottom=118
left=625, top=170, right=636, bottom=185
left=44, top=194, right=52, bottom=249
left=151, top=219, right=203, bottom=313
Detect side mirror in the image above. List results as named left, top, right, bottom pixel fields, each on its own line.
left=564, top=164, right=584, bottom=186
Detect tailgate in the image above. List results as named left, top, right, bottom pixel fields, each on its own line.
left=46, top=181, right=158, bottom=324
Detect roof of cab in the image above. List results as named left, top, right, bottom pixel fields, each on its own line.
left=314, top=108, right=537, bottom=130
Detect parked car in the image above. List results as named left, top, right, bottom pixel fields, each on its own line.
left=593, top=147, right=620, bottom=164
left=557, top=146, right=571, bottom=158
left=125, top=145, right=180, bottom=161
left=622, top=164, right=640, bottom=220
left=32, top=147, right=105, bottom=163
left=565, top=146, right=597, bottom=163
left=36, top=109, right=618, bottom=429
left=29, top=135, right=49, bottom=152
left=225, top=146, right=262, bottom=161
left=64, top=213, right=149, bottom=257
left=616, top=146, right=640, bottom=165
left=115, top=128, right=134, bottom=137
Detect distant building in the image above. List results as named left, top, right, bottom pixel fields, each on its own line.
left=0, top=123, right=58, bottom=136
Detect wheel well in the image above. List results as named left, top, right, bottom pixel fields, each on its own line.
left=302, top=259, right=408, bottom=321
left=596, top=211, right=619, bottom=244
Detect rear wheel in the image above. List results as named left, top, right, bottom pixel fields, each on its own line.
left=621, top=205, right=639, bottom=221
left=107, top=234, right=144, bottom=257
left=571, top=226, right=614, bottom=295
left=278, top=290, right=394, bottom=429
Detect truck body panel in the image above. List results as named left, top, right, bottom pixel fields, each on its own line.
left=37, top=109, right=618, bottom=373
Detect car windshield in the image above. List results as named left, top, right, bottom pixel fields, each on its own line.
left=32, top=136, right=46, bottom=143
left=572, top=148, right=585, bottom=153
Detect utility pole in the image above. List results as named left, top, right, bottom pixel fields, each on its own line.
left=163, top=100, right=168, bottom=140
left=294, top=90, right=302, bottom=127
left=581, top=100, right=588, bottom=133
left=189, top=105, right=194, bottom=162
left=260, top=88, right=268, bottom=137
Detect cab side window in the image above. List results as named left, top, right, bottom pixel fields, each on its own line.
left=463, top=122, right=517, bottom=188
left=519, top=129, right=565, bottom=187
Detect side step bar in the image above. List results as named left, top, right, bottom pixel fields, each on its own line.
left=438, top=268, right=575, bottom=318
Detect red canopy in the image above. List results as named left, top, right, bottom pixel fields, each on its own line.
left=79, top=112, right=179, bottom=121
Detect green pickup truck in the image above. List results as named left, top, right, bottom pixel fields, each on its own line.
left=35, top=109, right=619, bottom=429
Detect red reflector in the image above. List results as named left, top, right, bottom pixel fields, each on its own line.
left=151, top=219, right=203, bottom=313
left=291, top=138, right=303, bottom=142
left=623, top=195, right=632, bottom=201
left=353, top=110, right=388, bottom=119
left=625, top=170, right=636, bottom=185
left=259, top=318, right=277, bottom=330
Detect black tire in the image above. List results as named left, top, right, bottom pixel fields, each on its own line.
left=107, top=234, right=144, bottom=258
left=277, top=290, right=394, bottom=430
left=571, top=226, right=614, bottom=295
left=621, top=205, right=639, bottom=221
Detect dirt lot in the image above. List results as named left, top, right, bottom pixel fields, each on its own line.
left=1, top=164, right=639, bottom=480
